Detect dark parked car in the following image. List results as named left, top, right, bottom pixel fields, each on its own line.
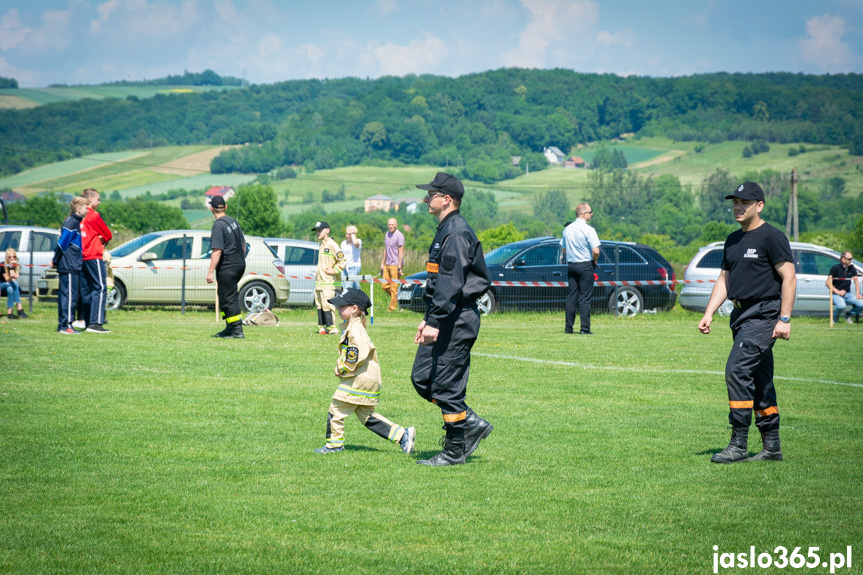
left=398, top=236, right=676, bottom=316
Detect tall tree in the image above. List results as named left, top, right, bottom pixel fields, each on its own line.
left=233, top=183, right=285, bottom=237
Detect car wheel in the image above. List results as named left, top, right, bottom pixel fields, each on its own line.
left=609, top=286, right=643, bottom=317
left=717, top=299, right=734, bottom=317
left=476, top=290, right=496, bottom=315
left=240, top=281, right=275, bottom=313
left=107, top=281, right=125, bottom=311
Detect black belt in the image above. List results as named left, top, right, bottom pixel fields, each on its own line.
left=731, top=298, right=777, bottom=309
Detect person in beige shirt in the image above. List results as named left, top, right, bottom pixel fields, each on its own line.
left=312, top=221, right=347, bottom=335
left=314, top=288, right=416, bottom=455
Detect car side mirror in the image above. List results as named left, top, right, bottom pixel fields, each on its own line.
left=140, top=252, right=157, bottom=262
left=513, top=258, right=526, bottom=267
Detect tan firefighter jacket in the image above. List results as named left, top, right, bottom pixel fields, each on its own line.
left=332, top=316, right=381, bottom=406
left=316, top=237, right=347, bottom=290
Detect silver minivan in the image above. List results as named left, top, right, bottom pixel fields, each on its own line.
left=679, top=241, right=863, bottom=316
left=263, top=238, right=319, bottom=306
left=0, top=225, right=60, bottom=293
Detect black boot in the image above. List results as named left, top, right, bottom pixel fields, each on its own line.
left=464, top=408, right=493, bottom=458
left=218, top=321, right=244, bottom=339
left=17, top=309, right=28, bottom=319
left=711, top=426, right=749, bottom=463
left=418, top=430, right=465, bottom=466
left=214, top=321, right=232, bottom=337
left=747, top=429, right=782, bottom=461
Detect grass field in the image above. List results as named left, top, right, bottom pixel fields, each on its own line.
left=2, top=305, right=861, bottom=574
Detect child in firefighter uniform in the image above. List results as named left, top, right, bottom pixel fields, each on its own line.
left=312, top=221, right=347, bottom=335
left=314, top=288, right=416, bottom=455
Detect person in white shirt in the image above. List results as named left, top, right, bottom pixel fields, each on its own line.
left=340, top=225, right=362, bottom=290
left=561, top=204, right=600, bottom=334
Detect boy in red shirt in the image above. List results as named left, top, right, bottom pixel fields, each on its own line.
left=80, top=188, right=113, bottom=333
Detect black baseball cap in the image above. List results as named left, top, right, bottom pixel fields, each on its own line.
left=328, top=288, right=371, bottom=312
left=210, top=195, right=226, bottom=209
left=725, top=182, right=765, bottom=202
left=311, top=221, right=330, bottom=231
left=416, top=172, right=464, bottom=200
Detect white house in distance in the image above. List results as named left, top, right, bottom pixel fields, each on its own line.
left=205, top=186, right=235, bottom=206
left=397, top=196, right=424, bottom=214
left=364, top=194, right=395, bottom=212
left=543, top=147, right=565, bottom=164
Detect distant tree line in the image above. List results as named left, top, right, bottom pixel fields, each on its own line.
left=90, top=69, right=242, bottom=87
left=3, top=69, right=863, bottom=179
left=0, top=77, right=18, bottom=89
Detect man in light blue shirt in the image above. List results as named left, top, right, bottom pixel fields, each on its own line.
left=561, top=203, right=601, bottom=334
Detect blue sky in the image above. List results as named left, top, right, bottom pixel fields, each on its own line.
left=1, top=0, right=862, bottom=87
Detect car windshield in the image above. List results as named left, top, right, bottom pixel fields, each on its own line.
left=110, top=233, right=163, bottom=258
left=485, top=244, right=527, bottom=266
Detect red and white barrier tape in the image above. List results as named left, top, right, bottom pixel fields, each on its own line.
left=23, top=262, right=715, bottom=286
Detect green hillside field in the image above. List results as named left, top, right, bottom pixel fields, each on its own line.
left=5, top=140, right=862, bottom=224
left=0, top=85, right=242, bottom=109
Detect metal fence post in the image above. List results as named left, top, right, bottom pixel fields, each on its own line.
left=613, top=244, right=620, bottom=318
left=181, top=234, right=187, bottom=314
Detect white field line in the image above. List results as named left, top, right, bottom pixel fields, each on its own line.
left=473, top=352, right=863, bottom=389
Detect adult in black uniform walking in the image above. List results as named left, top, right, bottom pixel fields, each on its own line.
left=412, top=172, right=493, bottom=466
left=206, top=195, right=246, bottom=339
left=698, top=182, right=796, bottom=463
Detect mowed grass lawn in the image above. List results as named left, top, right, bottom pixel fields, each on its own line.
left=1, top=306, right=862, bottom=574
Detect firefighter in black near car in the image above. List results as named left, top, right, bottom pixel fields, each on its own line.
left=411, top=173, right=494, bottom=466
left=698, top=182, right=796, bottom=463
left=207, top=195, right=247, bottom=339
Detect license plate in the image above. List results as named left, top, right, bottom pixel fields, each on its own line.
left=398, top=290, right=412, bottom=301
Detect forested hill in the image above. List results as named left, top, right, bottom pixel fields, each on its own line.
left=2, top=68, right=862, bottom=181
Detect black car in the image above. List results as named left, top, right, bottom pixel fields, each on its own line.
left=397, top=236, right=677, bottom=316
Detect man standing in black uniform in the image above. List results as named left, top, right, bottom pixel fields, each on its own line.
left=698, top=182, right=796, bottom=463
left=412, top=172, right=493, bottom=466
left=206, top=195, right=246, bottom=339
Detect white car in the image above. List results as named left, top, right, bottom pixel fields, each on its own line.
left=263, top=238, right=319, bottom=306
left=679, top=241, right=863, bottom=316
left=39, top=230, right=289, bottom=313
left=0, top=225, right=60, bottom=294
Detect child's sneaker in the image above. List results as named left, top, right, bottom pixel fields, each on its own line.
left=314, top=445, right=344, bottom=454
left=72, top=320, right=86, bottom=330
left=318, top=327, right=328, bottom=335
left=327, top=325, right=339, bottom=335
left=400, top=427, right=416, bottom=455
left=59, top=327, right=80, bottom=335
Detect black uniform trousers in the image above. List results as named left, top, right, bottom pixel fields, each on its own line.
left=725, top=298, right=780, bottom=431
left=57, top=272, right=79, bottom=331
left=81, top=258, right=108, bottom=326
left=216, top=261, right=245, bottom=323
left=566, top=261, right=594, bottom=333
left=411, top=304, right=480, bottom=432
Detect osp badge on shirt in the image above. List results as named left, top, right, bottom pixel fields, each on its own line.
left=744, top=248, right=758, bottom=259
left=345, top=346, right=359, bottom=363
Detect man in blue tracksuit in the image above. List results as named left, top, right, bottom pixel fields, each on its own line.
left=53, top=197, right=88, bottom=334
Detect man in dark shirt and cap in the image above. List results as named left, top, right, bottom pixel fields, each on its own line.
left=698, top=182, right=796, bottom=463
left=411, top=172, right=494, bottom=466
left=207, top=195, right=246, bottom=338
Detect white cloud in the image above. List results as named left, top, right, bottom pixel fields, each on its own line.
left=503, top=0, right=599, bottom=68
left=799, top=13, right=853, bottom=72
left=257, top=33, right=283, bottom=57
left=90, top=0, right=119, bottom=35
left=367, top=33, right=448, bottom=77
left=26, top=8, right=75, bottom=54
left=0, top=9, right=31, bottom=51
left=373, top=0, right=398, bottom=17
left=596, top=28, right=635, bottom=48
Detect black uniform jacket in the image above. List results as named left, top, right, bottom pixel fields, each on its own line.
left=423, top=210, right=491, bottom=329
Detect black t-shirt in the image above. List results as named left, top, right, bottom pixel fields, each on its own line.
left=210, top=216, right=246, bottom=268
left=721, top=222, right=793, bottom=301
left=828, top=263, right=859, bottom=292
